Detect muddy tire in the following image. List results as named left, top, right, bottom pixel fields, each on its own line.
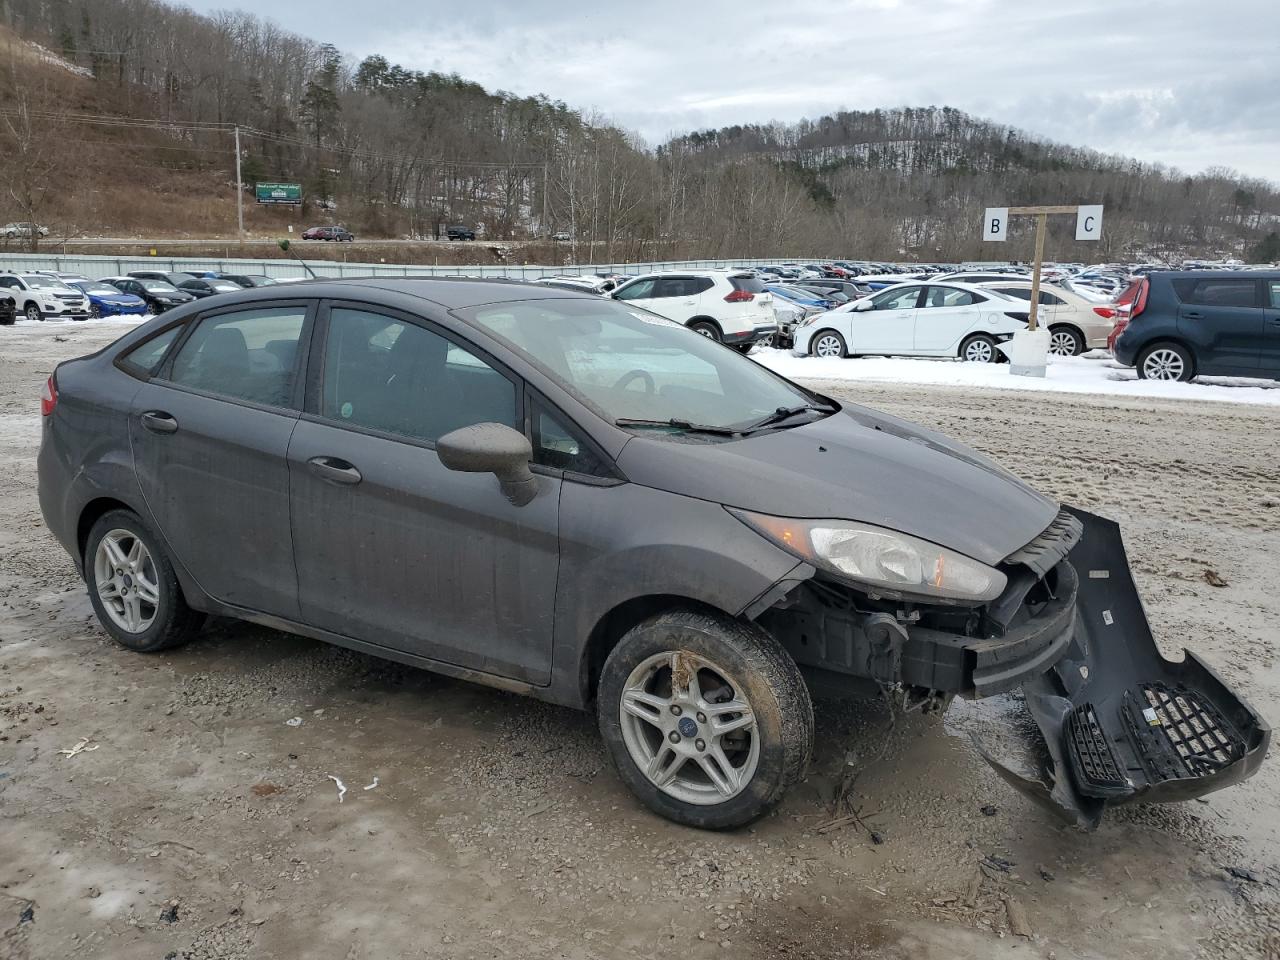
left=85, top=509, right=204, bottom=653
left=597, top=609, right=813, bottom=830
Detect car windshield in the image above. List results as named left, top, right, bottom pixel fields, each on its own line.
left=80, top=283, right=124, bottom=295
left=461, top=298, right=822, bottom=433
left=209, top=281, right=241, bottom=292
left=141, top=281, right=179, bottom=293
left=22, top=275, right=69, bottom=290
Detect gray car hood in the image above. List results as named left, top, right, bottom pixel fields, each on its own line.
left=615, top=404, right=1059, bottom=567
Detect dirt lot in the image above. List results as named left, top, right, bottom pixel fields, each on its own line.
left=2, top=324, right=1278, bottom=960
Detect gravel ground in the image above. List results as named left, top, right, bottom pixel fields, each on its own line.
left=1, top=324, right=1277, bottom=960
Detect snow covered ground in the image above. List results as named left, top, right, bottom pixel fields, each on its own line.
left=752, top=347, right=1280, bottom=407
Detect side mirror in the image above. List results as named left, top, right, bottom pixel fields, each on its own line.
left=436, top=422, right=538, bottom=506
left=853, top=299, right=874, bottom=312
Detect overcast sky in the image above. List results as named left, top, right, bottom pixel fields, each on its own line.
left=189, top=0, right=1279, bottom=183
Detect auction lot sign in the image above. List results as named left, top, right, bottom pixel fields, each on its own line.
left=255, top=182, right=302, bottom=205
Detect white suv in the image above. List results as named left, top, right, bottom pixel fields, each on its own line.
left=0, top=273, right=91, bottom=322
left=611, top=271, right=776, bottom=351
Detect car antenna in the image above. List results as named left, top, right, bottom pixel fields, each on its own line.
left=277, top=238, right=317, bottom=279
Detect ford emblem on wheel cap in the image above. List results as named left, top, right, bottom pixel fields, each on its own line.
left=677, top=716, right=698, bottom=738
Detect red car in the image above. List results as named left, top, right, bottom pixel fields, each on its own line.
left=301, top=225, right=355, bottom=242
left=1106, top=278, right=1148, bottom=352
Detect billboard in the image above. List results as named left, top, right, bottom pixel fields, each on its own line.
left=255, top=182, right=302, bottom=205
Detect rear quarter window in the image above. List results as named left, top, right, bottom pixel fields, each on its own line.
left=1171, top=278, right=1259, bottom=308
left=729, top=276, right=766, bottom=294
left=119, top=325, right=184, bottom=376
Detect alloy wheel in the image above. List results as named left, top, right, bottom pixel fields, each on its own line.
left=814, top=334, right=842, bottom=357
left=93, top=529, right=160, bottom=634
left=1142, top=348, right=1185, bottom=381
left=618, top=650, right=759, bottom=805
left=964, top=339, right=994, bottom=362
left=1048, top=331, right=1078, bottom=356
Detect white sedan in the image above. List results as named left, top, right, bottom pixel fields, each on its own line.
left=791, top=281, right=1028, bottom=362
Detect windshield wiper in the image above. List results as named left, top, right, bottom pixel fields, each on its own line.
left=614, top=417, right=741, bottom=437
left=742, top=403, right=835, bottom=433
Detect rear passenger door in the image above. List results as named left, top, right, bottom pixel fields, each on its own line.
left=914, top=285, right=984, bottom=353
left=129, top=302, right=313, bottom=618
left=1262, top=280, right=1280, bottom=377
left=1174, top=277, right=1263, bottom=372
left=644, top=276, right=702, bottom=323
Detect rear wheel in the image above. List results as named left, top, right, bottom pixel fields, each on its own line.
left=734, top=343, right=754, bottom=354
left=1137, top=342, right=1194, bottom=382
left=85, top=510, right=204, bottom=653
left=1048, top=325, right=1085, bottom=357
left=688, top=320, right=721, bottom=341
left=810, top=330, right=847, bottom=358
left=960, top=333, right=999, bottom=363
left=597, top=610, right=813, bottom=830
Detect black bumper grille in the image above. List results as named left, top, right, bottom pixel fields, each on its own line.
left=1066, top=704, right=1130, bottom=797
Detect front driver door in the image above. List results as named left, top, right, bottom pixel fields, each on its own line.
left=849, top=285, right=922, bottom=353
left=287, top=302, right=560, bottom=685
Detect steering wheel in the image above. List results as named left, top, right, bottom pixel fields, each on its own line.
left=613, top=369, right=655, bottom=393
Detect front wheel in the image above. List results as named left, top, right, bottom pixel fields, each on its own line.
left=810, top=329, right=847, bottom=358
left=960, top=333, right=999, bottom=363
left=24, top=303, right=41, bottom=323
left=597, top=610, right=813, bottom=830
left=1137, top=342, right=1194, bottom=382
left=85, top=510, right=204, bottom=652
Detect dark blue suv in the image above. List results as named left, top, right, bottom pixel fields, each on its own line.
left=1113, top=270, right=1280, bottom=381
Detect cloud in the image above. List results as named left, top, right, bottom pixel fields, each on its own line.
left=187, top=0, right=1280, bottom=182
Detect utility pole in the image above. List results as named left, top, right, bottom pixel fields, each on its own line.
left=541, top=163, right=549, bottom=240
left=234, top=125, right=244, bottom=243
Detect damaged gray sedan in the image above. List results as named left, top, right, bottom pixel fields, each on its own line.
left=38, top=279, right=1267, bottom=830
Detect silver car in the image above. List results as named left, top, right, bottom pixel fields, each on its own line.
left=37, top=279, right=1266, bottom=829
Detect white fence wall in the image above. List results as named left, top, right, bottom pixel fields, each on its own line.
left=0, top=252, right=813, bottom=281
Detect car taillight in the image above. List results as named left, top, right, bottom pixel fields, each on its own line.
left=1092, top=306, right=1117, bottom=319
left=724, top=289, right=755, bottom=303
left=41, top=374, right=57, bottom=416
left=1130, top=278, right=1149, bottom=319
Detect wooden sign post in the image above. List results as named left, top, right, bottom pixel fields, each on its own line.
left=982, top=203, right=1103, bottom=376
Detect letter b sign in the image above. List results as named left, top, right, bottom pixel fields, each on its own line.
left=982, top=208, right=1008, bottom=242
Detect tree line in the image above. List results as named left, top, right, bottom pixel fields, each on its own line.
left=2, top=0, right=1277, bottom=263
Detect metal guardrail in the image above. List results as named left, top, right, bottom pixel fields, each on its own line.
left=0, top=251, right=811, bottom=281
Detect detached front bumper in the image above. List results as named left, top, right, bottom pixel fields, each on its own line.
left=972, top=508, right=1269, bottom=828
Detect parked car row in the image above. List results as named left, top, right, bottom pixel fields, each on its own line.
left=0, top=269, right=281, bottom=321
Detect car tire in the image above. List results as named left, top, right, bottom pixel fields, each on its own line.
left=960, top=333, right=999, bottom=363
left=89, top=304, right=102, bottom=319
left=1136, top=341, right=1194, bottom=382
left=1048, top=325, right=1085, bottom=357
left=597, top=609, right=813, bottom=830
left=810, top=330, right=847, bottom=359
left=24, top=303, right=42, bottom=323
left=733, top=343, right=754, bottom=354
left=688, top=320, right=721, bottom=341
left=85, top=510, right=204, bottom=653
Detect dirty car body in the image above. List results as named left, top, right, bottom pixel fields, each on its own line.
left=37, top=279, right=1266, bottom=830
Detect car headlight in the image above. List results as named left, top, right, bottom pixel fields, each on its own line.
left=730, top=509, right=1007, bottom=603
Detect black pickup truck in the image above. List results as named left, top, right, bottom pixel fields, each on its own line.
left=446, top=224, right=476, bottom=241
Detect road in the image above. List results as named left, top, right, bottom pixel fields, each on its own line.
left=1, top=322, right=1277, bottom=960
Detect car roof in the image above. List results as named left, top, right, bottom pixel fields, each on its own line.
left=210, top=276, right=594, bottom=309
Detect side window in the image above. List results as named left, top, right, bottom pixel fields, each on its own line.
left=692, top=277, right=715, bottom=295
left=0, top=278, right=17, bottom=289
left=614, top=278, right=656, bottom=301
left=167, top=306, right=307, bottom=407
left=924, top=286, right=977, bottom=308
left=320, top=307, right=516, bottom=444
left=1175, top=279, right=1259, bottom=307
left=652, top=277, right=689, bottom=298
left=121, top=325, right=184, bottom=375
left=872, top=286, right=921, bottom=311
left=1039, top=291, right=1065, bottom=305
left=1269, top=281, right=1280, bottom=309
left=531, top=401, right=608, bottom=476
left=994, top=287, right=1031, bottom=302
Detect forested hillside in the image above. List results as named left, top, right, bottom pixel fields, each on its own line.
left=3, top=0, right=1277, bottom=263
